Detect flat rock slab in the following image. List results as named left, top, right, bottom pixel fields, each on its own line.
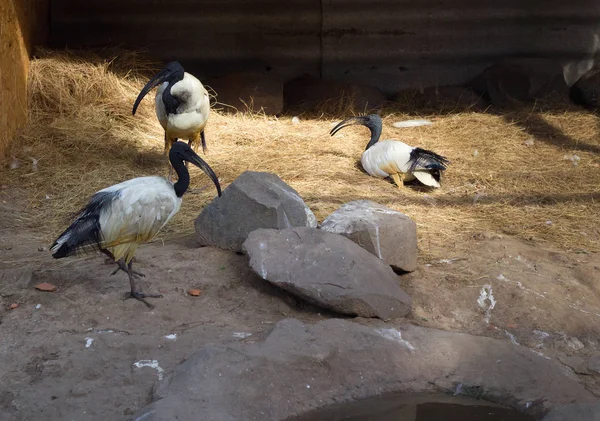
left=132, top=318, right=596, bottom=421
left=542, top=404, right=600, bottom=421
left=195, top=171, right=317, bottom=252
left=320, top=200, right=417, bottom=272
left=243, top=227, right=412, bottom=319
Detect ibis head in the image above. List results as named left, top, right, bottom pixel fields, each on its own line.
left=169, top=141, right=222, bottom=198
left=132, top=61, right=185, bottom=115
left=329, top=114, right=383, bottom=150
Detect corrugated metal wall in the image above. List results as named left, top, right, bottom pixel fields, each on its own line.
left=50, top=0, right=600, bottom=94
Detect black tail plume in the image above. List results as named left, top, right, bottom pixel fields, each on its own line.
left=50, top=191, right=118, bottom=258
left=408, top=148, right=450, bottom=173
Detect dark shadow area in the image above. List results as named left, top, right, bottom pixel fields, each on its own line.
left=286, top=392, right=536, bottom=421
left=498, top=109, right=600, bottom=154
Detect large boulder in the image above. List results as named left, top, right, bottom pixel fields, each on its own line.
left=320, top=200, right=417, bottom=272
left=132, top=318, right=597, bottom=421
left=242, top=227, right=412, bottom=319
left=208, top=72, right=283, bottom=115
left=195, top=171, right=317, bottom=252
left=283, top=73, right=386, bottom=112
left=470, top=58, right=568, bottom=106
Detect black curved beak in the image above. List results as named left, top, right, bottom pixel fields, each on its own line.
left=132, top=68, right=171, bottom=116
left=329, top=116, right=370, bottom=136
left=186, top=152, right=222, bottom=197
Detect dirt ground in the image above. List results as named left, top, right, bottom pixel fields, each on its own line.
left=1, top=184, right=599, bottom=420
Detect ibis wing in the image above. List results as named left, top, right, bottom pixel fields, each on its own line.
left=99, top=182, right=181, bottom=249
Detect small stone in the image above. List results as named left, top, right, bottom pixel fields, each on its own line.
left=567, top=337, right=585, bottom=351
left=8, top=303, right=19, bottom=310
left=35, top=282, right=57, bottom=292
left=506, top=322, right=518, bottom=329
left=291, top=116, right=300, bottom=125
left=188, top=289, right=202, bottom=297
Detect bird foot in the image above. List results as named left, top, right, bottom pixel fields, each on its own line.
left=125, top=290, right=163, bottom=308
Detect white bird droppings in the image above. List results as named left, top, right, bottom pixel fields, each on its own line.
left=375, top=328, right=416, bottom=352
left=9, top=157, right=20, bottom=169
left=133, top=360, right=164, bottom=380
left=35, top=304, right=41, bottom=309
left=392, top=119, right=432, bottom=128
left=85, top=337, right=94, bottom=348
left=232, top=332, right=252, bottom=339
left=524, top=138, right=535, bottom=147
left=477, top=285, right=496, bottom=324
left=504, top=330, right=520, bottom=346
left=164, top=334, right=177, bottom=341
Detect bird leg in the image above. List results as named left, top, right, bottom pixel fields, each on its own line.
left=102, top=249, right=145, bottom=277
left=391, top=173, right=405, bottom=188
left=117, top=259, right=163, bottom=308
left=200, top=130, right=207, bottom=154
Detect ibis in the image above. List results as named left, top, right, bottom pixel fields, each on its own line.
left=132, top=61, right=211, bottom=180
left=330, top=114, right=449, bottom=188
left=50, top=141, right=222, bottom=307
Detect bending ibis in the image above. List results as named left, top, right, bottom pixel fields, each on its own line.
left=50, top=141, right=222, bottom=307
left=330, top=114, right=450, bottom=188
left=132, top=61, right=211, bottom=180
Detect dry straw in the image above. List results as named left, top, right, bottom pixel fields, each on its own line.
left=2, top=48, right=599, bottom=259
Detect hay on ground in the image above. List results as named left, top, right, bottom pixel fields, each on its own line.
left=2, top=48, right=599, bottom=259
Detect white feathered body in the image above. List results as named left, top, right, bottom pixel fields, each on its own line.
left=361, top=140, right=415, bottom=180
left=51, top=176, right=181, bottom=263
left=155, top=72, right=210, bottom=141
left=361, top=139, right=442, bottom=188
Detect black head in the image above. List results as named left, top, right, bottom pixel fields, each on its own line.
left=329, top=114, right=383, bottom=150
left=169, top=141, right=222, bottom=198
left=132, top=61, right=185, bottom=115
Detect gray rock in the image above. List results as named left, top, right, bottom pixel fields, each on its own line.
left=542, top=404, right=600, bottom=421
left=470, top=58, right=568, bottom=106
left=207, top=72, right=283, bottom=115
left=588, top=353, right=600, bottom=374
left=320, top=200, right=417, bottom=272
left=195, top=171, right=317, bottom=252
left=132, top=318, right=596, bottom=421
left=242, top=227, right=411, bottom=319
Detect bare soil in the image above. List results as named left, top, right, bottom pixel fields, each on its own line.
left=1, top=186, right=599, bottom=421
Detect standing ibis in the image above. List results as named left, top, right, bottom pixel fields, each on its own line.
left=132, top=61, right=211, bottom=180
left=50, top=141, right=222, bottom=307
left=330, top=114, right=450, bottom=188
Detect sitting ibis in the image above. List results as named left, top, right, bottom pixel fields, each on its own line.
left=50, top=141, right=222, bottom=307
left=330, top=114, right=450, bottom=188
